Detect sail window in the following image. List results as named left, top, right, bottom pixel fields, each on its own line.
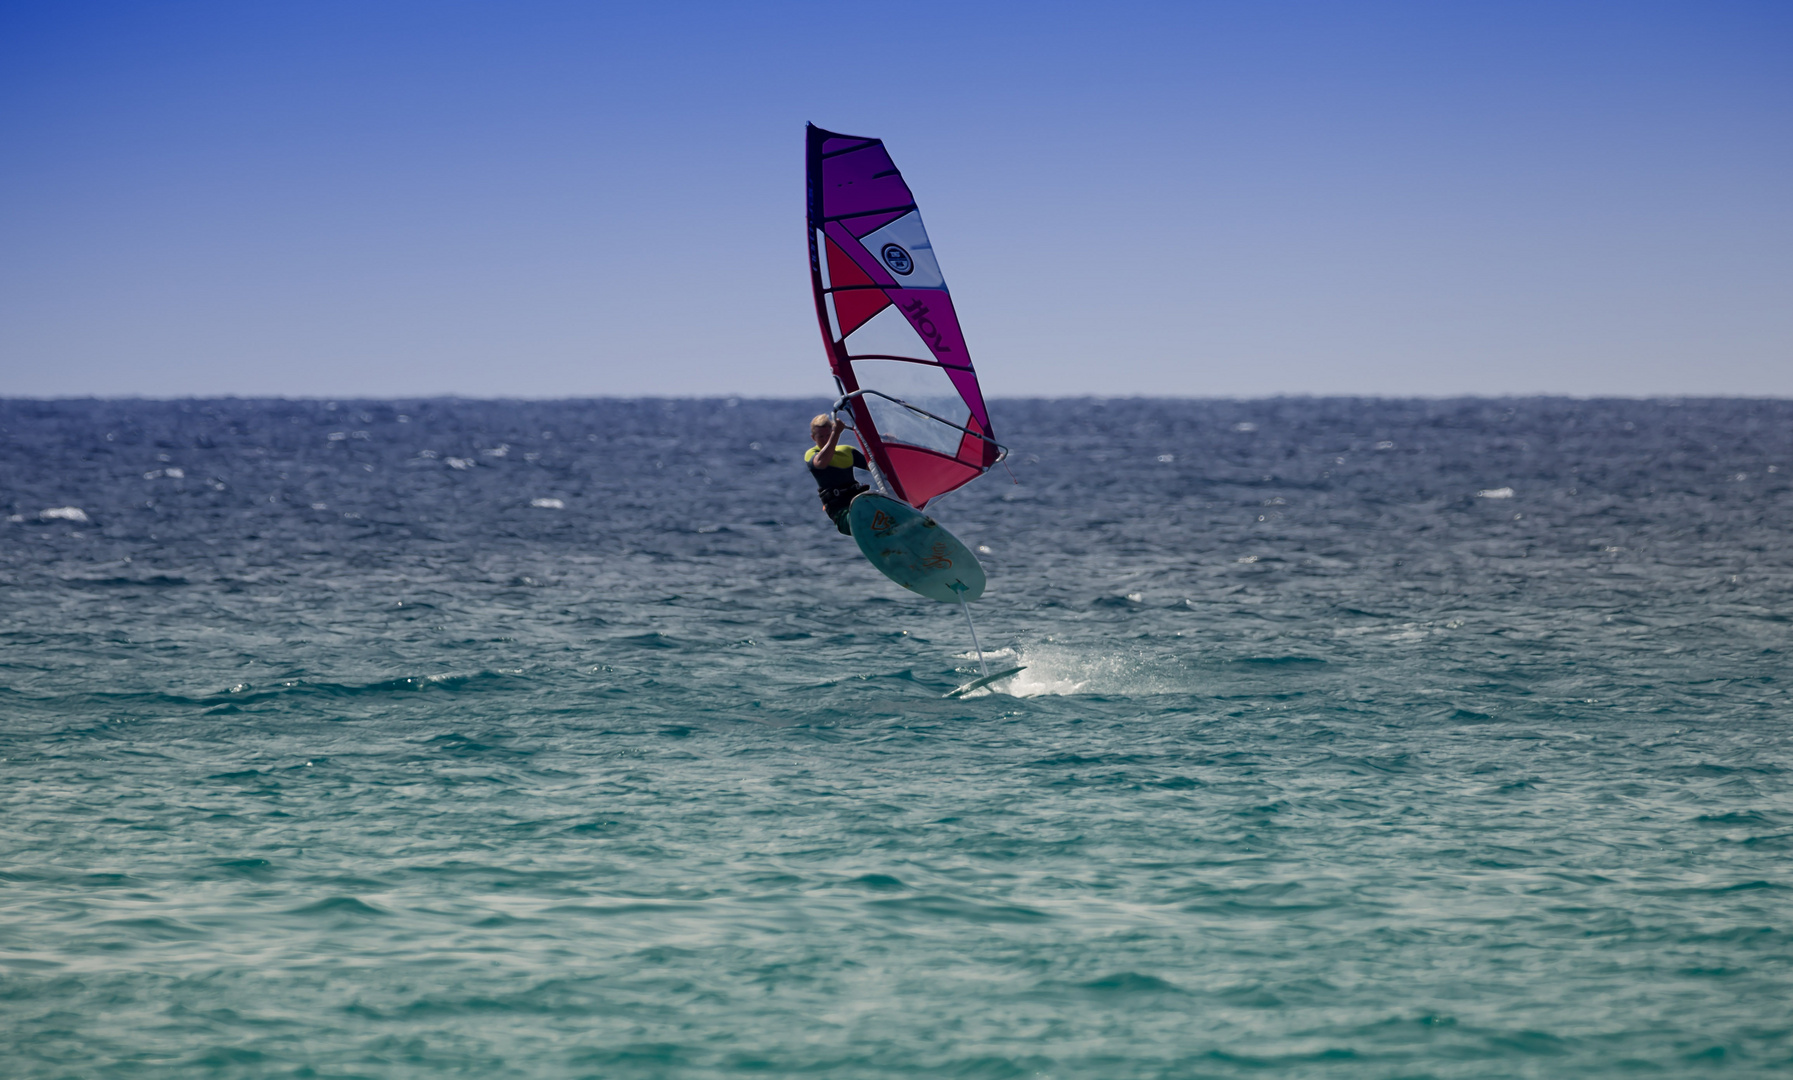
left=849, top=359, right=971, bottom=458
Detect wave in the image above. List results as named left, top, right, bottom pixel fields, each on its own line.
left=0, top=670, right=529, bottom=711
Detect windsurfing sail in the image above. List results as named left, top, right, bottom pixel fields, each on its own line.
left=806, top=124, right=1002, bottom=509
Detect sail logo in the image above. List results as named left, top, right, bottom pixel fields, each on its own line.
left=898, top=298, right=951, bottom=353
left=880, top=244, right=914, bottom=275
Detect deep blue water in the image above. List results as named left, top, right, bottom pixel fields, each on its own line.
left=3, top=396, right=1791, bottom=1078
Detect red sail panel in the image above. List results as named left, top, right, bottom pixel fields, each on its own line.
left=882, top=445, right=985, bottom=508
left=823, top=236, right=877, bottom=289
left=832, top=289, right=891, bottom=339
left=821, top=236, right=890, bottom=337
left=806, top=123, right=999, bottom=509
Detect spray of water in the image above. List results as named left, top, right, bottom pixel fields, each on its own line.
left=949, top=642, right=1191, bottom=698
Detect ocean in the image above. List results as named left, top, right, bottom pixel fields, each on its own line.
left=2, top=396, right=1790, bottom=1078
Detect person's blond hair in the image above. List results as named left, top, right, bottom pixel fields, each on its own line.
left=810, top=413, right=833, bottom=434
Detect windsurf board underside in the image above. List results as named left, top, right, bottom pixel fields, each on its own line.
left=848, top=493, right=985, bottom=604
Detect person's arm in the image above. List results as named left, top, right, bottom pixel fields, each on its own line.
left=809, top=419, right=846, bottom=469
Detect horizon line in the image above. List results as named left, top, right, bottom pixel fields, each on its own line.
left=4, top=393, right=1791, bottom=405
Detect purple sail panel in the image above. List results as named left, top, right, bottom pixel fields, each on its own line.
left=807, top=124, right=999, bottom=508
left=816, top=143, right=915, bottom=221
left=887, top=290, right=973, bottom=366
left=842, top=210, right=909, bottom=238
left=820, top=135, right=877, bottom=156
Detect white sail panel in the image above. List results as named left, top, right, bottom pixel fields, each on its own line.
left=853, top=212, right=946, bottom=290
left=844, top=303, right=934, bottom=361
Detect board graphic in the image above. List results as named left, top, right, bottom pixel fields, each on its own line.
left=847, top=493, right=985, bottom=603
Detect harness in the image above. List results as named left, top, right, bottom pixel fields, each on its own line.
left=817, top=481, right=870, bottom=514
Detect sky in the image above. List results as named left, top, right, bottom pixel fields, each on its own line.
left=1, top=0, right=1788, bottom=398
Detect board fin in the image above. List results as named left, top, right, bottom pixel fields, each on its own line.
left=944, top=665, right=1027, bottom=699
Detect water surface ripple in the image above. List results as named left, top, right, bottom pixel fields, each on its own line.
left=2, top=397, right=1790, bottom=1077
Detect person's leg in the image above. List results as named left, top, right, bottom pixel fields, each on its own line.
left=830, top=505, right=853, bottom=535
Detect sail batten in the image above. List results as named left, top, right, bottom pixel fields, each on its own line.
left=806, top=123, right=998, bottom=509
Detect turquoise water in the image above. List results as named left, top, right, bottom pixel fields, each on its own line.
left=3, top=397, right=1791, bottom=1077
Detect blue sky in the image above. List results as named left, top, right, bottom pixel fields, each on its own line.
left=2, top=1, right=1788, bottom=397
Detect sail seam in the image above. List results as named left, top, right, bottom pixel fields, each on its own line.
left=822, top=205, right=916, bottom=223
left=845, top=354, right=976, bottom=372
left=819, top=140, right=881, bottom=159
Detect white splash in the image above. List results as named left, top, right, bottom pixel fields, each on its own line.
left=530, top=498, right=565, bottom=509
left=40, top=507, right=89, bottom=522
left=954, top=644, right=1189, bottom=699
left=1477, top=487, right=1515, bottom=499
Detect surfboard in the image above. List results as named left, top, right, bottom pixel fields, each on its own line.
left=848, top=492, right=985, bottom=603
left=945, top=665, right=1027, bottom=698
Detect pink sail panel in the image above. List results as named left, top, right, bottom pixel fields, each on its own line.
left=806, top=123, right=999, bottom=509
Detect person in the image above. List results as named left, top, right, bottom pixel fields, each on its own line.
left=804, top=413, right=870, bottom=535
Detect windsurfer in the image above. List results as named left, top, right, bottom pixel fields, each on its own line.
left=805, top=414, right=870, bottom=535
